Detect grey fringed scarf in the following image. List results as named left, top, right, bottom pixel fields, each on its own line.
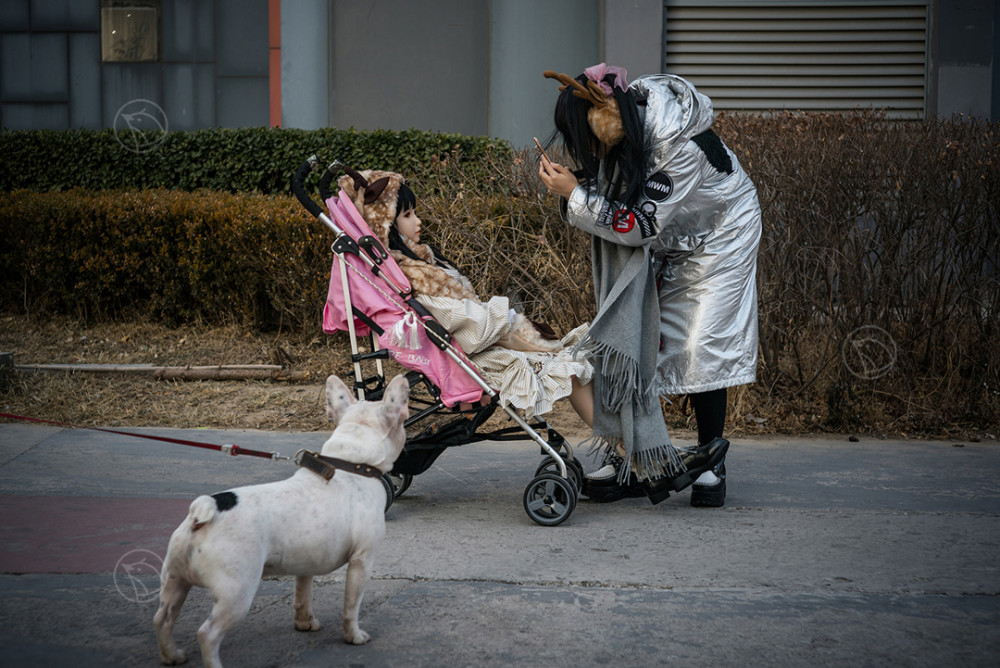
left=576, top=236, right=686, bottom=483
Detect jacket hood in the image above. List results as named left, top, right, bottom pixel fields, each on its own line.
left=630, top=74, right=715, bottom=163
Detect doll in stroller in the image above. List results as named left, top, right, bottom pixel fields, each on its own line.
left=292, top=156, right=592, bottom=526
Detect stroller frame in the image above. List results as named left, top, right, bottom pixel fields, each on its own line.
left=292, top=156, right=584, bottom=526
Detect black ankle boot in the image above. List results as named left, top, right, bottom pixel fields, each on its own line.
left=691, top=462, right=727, bottom=507
left=641, top=476, right=673, bottom=505
left=641, top=438, right=730, bottom=505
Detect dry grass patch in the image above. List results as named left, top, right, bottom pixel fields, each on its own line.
left=2, top=315, right=347, bottom=431
left=0, top=314, right=593, bottom=438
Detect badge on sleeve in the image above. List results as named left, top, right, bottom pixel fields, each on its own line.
left=644, top=172, right=673, bottom=201
left=636, top=202, right=657, bottom=237
left=612, top=208, right=635, bottom=233
left=596, top=202, right=614, bottom=229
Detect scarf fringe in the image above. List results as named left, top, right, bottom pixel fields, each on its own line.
left=583, top=434, right=686, bottom=484
left=583, top=339, right=659, bottom=415
left=579, top=434, right=623, bottom=460
left=630, top=442, right=687, bottom=482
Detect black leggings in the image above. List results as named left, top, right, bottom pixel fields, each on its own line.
left=689, top=388, right=727, bottom=445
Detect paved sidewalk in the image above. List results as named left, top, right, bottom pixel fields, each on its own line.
left=1, top=423, right=998, bottom=667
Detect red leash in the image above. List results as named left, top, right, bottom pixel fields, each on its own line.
left=0, top=412, right=290, bottom=461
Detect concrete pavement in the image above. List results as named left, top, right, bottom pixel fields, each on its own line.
left=0, top=422, right=998, bottom=667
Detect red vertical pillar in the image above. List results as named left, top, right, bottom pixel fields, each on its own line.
left=268, top=0, right=282, bottom=127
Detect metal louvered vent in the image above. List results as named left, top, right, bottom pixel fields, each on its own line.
left=664, top=1, right=929, bottom=118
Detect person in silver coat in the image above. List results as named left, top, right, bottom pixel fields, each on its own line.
left=539, top=64, right=761, bottom=508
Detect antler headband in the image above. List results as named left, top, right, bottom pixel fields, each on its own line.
left=544, top=64, right=629, bottom=148
left=544, top=64, right=628, bottom=105
left=543, top=70, right=610, bottom=108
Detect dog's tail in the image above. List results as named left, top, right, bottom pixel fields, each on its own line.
left=188, top=495, right=217, bottom=531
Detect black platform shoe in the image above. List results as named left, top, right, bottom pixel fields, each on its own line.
left=691, top=462, right=727, bottom=508
left=581, top=453, right=645, bottom=503
left=641, top=437, right=730, bottom=505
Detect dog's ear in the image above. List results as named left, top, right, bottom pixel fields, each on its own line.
left=325, top=375, right=356, bottom=423
left=380, top=374, right=409, bottom=428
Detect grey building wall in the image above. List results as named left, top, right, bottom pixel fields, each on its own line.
left=0, top=0, right=99, bottom=129
left=330, top=0, right=489, bottom=136
left=1, top=1, right=996, bottom=135
left=214, top=0, right=269, bottom=128
left=601, top=0, right=663, bottom=78
left=280, top=0, right=330, bottom=130
left=161, top=0, right=216, bottom=131
left=930, top=0, right=997, bottom=120
left=0, top=0, right=269, bottom=131
left=489, top=0, right=599, bottom=149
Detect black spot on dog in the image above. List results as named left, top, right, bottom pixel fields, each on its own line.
left=212, top=491, right=238, bottom=512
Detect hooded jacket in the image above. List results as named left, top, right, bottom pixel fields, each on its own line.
left=563, top=73, right=762, bottom=394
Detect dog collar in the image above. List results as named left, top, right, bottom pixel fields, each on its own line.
left=295, top=449, right=383, bottom=482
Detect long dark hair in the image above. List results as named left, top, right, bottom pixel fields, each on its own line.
left=388, top=183, right=459, bottom=270
left=552, top=72, right=645, bottom=208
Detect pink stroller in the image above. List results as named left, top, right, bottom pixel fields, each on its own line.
left=293, top=156, right=584, bottom=526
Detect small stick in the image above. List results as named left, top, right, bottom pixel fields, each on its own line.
left=533, top=137, right=552, bottom=163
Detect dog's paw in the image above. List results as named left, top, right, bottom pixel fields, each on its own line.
left=343, top=628, right=371, bottom=645
left=159, top=649, right=187, bottom=665
left=294, top=615, right=322, bottom=632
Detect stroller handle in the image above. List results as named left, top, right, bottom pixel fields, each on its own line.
left=318, top=160, right=343, bottom=201
left=291, top=156, right=323, bottom=218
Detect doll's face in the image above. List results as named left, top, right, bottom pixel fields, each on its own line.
left=395, top=207, right=421, bottom=243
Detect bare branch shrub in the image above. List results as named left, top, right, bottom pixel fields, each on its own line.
left=409, top=114, right=999, bottom=435
left=406, top=149, right=595, bottom=333
left=717, top=111, right=999, bottom=434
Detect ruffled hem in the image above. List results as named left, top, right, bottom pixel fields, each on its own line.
left=471, top=323, right=592, bottom=418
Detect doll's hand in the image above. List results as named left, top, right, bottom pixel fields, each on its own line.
left=538, top=154, right=578, bottom=200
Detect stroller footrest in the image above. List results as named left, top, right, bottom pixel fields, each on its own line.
left=352, top=349, right=390, bottom=362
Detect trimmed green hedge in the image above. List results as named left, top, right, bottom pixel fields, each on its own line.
left=0, top=188, right=332, bottom=327
left=0, top=127, right=510, bottom=194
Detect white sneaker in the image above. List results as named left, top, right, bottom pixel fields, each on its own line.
left=585, top=463, right=617, bottom=482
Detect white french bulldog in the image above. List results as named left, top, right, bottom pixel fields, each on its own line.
left=153, top=374, right=409, bottom=668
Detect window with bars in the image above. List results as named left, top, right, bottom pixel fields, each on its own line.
left=664, top=0, right=929, bottom=118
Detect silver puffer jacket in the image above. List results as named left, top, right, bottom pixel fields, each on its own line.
left=564, top=74, right=762, bottom=394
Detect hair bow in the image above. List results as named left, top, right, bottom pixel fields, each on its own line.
left=584, top=63, right=628, bottom=96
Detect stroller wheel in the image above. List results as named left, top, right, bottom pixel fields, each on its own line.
left=534, top=456, right=584, bottom=491
left=523, top=473, right=577, bottom=527
left=386, top=472, right=413, bottom=499
left=380, top=474, right=395, bottom=513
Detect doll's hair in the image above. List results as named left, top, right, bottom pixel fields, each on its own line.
left=552, top=72, right=645, bottom=209
left=395, top=182, right=416, bottom=219
left=389, top=182, right=423, bottom=261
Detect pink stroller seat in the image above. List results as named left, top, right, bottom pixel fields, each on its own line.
left=321, top=190, right=485, bottom=408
